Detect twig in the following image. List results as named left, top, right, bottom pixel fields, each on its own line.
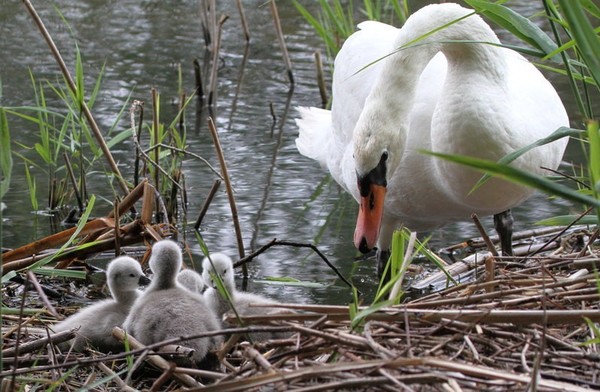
left=234, top=238, right=356, bottom=293
left=145, top=142, right=224, bottom=181
left=471, top=213, right=499, bottom=257
left=26, top=271, right=60, bottom=319
left=112, top=327, right=201, bottom=389
left=96, top=362, right=137, bottom=392
left=2, top=329, right=76, bottom=358
left=207, top=117, right=247, bottom=276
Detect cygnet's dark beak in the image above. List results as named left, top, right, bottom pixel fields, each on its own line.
left=139, top=275, right=152, bottom=286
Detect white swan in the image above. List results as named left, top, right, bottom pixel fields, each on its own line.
left=53, top=256, right=149, bottom=352
left=123, top=239, right=222, bottom=364
left=296, top=3, right=568, bottom=275
left=177, top=269, right=205, bottom=294
left=202, top=253, right=288, bottom=341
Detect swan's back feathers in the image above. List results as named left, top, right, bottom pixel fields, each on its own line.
left=124, top=288, right=222, bottom=363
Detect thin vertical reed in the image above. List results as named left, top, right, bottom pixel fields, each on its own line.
left=270, top=0, right=294, bottom=85
left=207, top=117, right=247, bottom=277
left=63, top=152, right=84, bottom=212
left=113, top=198, right=121, bottom=256
left=134, top=100, right=144, bottom=187
left=193, top=59, right=204, bottom=100
left=198, top=0, right=212, bottom=47
left=208, top=15, right=229, bottom=106
left=236, top=0, right=250, bottom=42
left=151, top=88, right=161, bottom=222
left=314, top=50, right=328, bottom=107
left=195, top=179, right=221, bottom=231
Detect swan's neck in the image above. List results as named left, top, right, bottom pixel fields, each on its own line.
left=354, top=4, right=504, bottom=176
left=112, top=289, right=139, bottom=305
left=150, top=275, right=177, bottom=291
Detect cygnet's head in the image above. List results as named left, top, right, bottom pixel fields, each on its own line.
left=177, top=269, right=205, bottom=293
left=106, top=256, right=150, bottom=295
left=149, top=239, right=183, bottom=286
left=202, top=253, right=234, bottom=290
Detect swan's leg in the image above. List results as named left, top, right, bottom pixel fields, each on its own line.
left=493, top=209, right=514, bottom=256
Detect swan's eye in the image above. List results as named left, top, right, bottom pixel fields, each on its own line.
left=381, top=151, right=388, bottom=162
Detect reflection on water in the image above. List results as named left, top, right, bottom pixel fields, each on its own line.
left=0, top=1, right=592, bottom=305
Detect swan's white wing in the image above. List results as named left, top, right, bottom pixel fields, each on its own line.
left=296, top=21, right=398, bottom=199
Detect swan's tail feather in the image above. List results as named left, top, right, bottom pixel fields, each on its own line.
left=295, top=106, right=333, bottom=169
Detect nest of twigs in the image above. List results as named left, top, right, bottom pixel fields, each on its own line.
left=2, top=225, right=600, bottom=391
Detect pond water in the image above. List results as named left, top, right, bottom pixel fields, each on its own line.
left=0, top=1, right=591, bottom=305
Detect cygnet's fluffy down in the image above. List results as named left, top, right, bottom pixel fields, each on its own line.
left=53, top=256, right=150, bottom=352
left=177, top=269, right=205, bottom=294
left=202, top=253, right=289, bottom=341
left=123, top=240, right=222, bottom=364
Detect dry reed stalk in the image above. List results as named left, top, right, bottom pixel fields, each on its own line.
left=314, top=50, right=328, bottom=107
left=193, top=58, right=204, bottom=99
left=108, top=178, right=148, bottom=218
left=2, top=218, right=114, bottom=264
left=63, top=152, right=84, bottom=212
left=195, top=179, right=221, bottom=231
left=21, top=0, right=129, bottom=197
left=207, top=117, right=247, bottom=276
left=235, top=0, right=250, bottom=42
left=113, top=197, right=121, bottom=256
left=269, top=0, right=293, bottom=85
left=208, top=15, right=229, bottom=106
left=471, top=213, right=499, bottom=256
left=2, top=329, right=75, bottom=357
left=25, top=271, right=59, bottom=319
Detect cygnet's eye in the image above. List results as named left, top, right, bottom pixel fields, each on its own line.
left=222, top=269, right=227, bottom=275
left=129, top=273, right=136, bottom=278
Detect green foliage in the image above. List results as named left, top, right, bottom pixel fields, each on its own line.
left=0, top=108, right=12, bottom=200
left=465, top=0, right=559, bottom=58
left=293, top=0, right=409, bottom=59
left=350, top=228, right=455, bottom=330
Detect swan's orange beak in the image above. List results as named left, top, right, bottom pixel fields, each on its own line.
left=354, top=183, right=386, bottom=253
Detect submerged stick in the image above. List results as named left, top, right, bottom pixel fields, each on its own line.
left=22, top=0, right=129, bottom=197
left=207, top=117, right=247, bottom=276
